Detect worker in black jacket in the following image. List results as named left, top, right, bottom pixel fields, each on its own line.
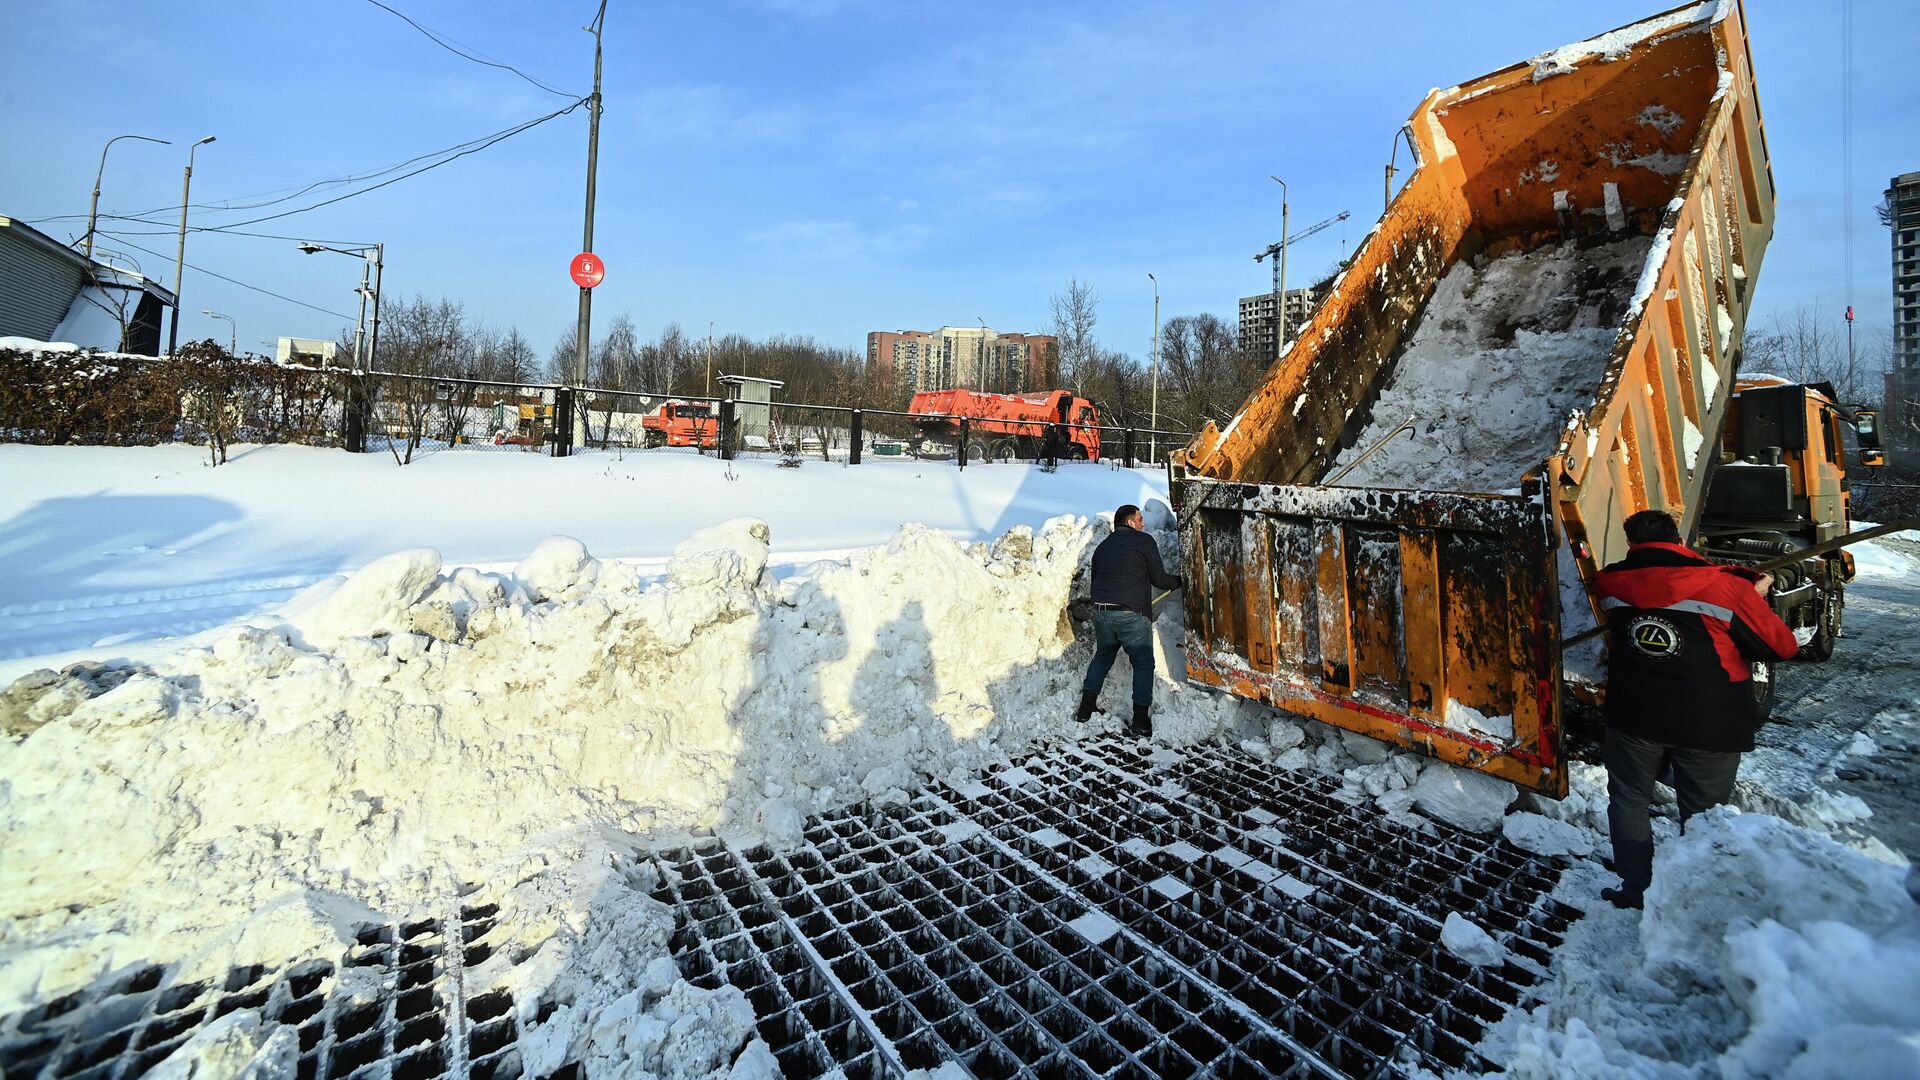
left=1076, top=504, right=1184, bottom=737
left=1592, top=509, right=1799, bottom=909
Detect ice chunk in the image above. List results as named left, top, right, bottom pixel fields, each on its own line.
left=1440, top=912, right=1507, bottom=967
left=1502, top=811, right=1597, bottom=857
left=1410, top=762, right=1516, bottom=833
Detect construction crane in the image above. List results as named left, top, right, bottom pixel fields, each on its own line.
left=1255, top=210, right=1351, bottom=355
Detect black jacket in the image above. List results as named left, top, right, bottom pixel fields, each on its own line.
left=1089, top=528, right=1183, bottom=617
left=1593, top=541, right=1799, bottom=752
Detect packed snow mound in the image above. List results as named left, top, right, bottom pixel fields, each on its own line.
left=1329, top=237, right=1650, bottom=491
left=0, top=513, right=1243, bottom=1026
left=1485, top=807, right=1920, bottom=1078
left=516, top=536, right=602, bottom=602
left=290, top=548, right=443, bottom=647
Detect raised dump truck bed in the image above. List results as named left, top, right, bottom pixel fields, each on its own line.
left=1172, top=1, right=1774, bottom=796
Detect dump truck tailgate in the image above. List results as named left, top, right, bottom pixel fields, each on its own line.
left=1180, top=479, right=1565, bottom=795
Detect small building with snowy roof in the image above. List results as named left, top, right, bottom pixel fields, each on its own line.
left=0, top=214, right=177, bottom=355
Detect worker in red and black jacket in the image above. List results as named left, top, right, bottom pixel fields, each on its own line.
left=1592, top=509, right=1799, bottom=909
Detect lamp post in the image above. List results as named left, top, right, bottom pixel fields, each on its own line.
left=201, top=309, right=236, bottom=354
left=1270, top=176, right=1290, bottom=362
left=1147, top=272, right=1160, bottom=463
left=299, top=242, right=384, bottom=370
left=168, top=136, right=217, bottom=355
left=84, top=134, right=170, bottom=259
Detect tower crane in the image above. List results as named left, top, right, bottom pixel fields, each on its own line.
left=1255, top=210, right=1351, bottom=355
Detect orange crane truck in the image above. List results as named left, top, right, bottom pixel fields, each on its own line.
left=640, top=401, right=718, bottom=449
left=908, top=388, right=1102, bottom=462
left=1171, top=1, right=1890, bottom=797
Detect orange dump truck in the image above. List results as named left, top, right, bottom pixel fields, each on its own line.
left=1172, top=2, right=1884, bottom=797
left=641, top=401, right=718, bottom=448
left=908, top=388, right=1101, bottom=461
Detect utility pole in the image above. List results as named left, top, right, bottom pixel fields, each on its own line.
left=573, top=0, right=608, bottom=449
left=706, top=321, right=714, bottom=396
left=1147, top=272, right=1160, bottom=463
left=169, top=136, right=216, bottom=355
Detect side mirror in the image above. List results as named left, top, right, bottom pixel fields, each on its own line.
left=1853, top=409, right=1880, bottom=447
left=1860, top=448, right=1886, bottom=469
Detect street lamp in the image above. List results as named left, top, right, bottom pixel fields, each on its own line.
left=1270, top=176, right=1290, bottom=361
left=299, top=241, right=384, bottom=371
left=84, top=134, right=170, bottom=258
left=168, top=135, right=216, bottom=355
left=1147, top=272, right=1160, bottom=464
left=201, top=309, right=236, bottom=354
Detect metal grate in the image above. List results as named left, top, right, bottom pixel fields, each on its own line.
left=649, top=737, right=1577, bottom=1079
left=0, top=899, right=520, bottom=1080
left=0, top=738, right=1578, bottom=1080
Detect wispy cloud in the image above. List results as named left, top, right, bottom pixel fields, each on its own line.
left=745, top=218, right=933, bottom=262
left=627, top=83, right=806, bottom=144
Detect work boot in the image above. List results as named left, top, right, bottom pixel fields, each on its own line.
left=1600, top=886, right=1644, bottom=910
left=1128, top=703, right=1153, bottom=740
left=1074, top=692, right=1099, bottom=723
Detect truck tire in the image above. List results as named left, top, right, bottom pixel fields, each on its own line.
left=1805, top=582, right=1843, bottom=662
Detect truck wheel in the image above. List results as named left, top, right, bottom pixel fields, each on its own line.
left=1806, top=583, right=1843, bottom=662
left=992, top=440, right=1016, bottom=463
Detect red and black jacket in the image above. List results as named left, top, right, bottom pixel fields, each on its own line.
left=1592, top=541, right=1799, bottom=752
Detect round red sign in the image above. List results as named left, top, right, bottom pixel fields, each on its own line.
left=569, top=252, right=605, bottom=289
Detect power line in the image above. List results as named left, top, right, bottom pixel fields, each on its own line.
left=365, top=0, right=578, bottom=99
left=99, top=231, right=354, bottom=321
left=183, top=98, right=587, bottom=232
left=28, top=100, right=584, bottom=234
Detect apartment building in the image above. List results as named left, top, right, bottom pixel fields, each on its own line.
left=1237, top=287, right=1317, bottom=363
left=867, top=326, right=1058, bottom=395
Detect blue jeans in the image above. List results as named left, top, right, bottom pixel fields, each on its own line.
left=1083, top=607, right=1155, bottom=707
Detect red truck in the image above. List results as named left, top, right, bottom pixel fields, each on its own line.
left=641, top=401, right=718, bottom=449
left=907, top=388, right=1101, bottom=461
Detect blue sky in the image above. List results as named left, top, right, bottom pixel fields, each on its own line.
left=3, top=0, right=1912, bottom=362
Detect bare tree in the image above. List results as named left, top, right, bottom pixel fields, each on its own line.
left=1050, top=279, right=1101, bottom=391
left=1742, top=305, right=1885, bottom=407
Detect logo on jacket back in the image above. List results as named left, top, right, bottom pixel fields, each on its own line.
left=1627, top=614, right=1682, bottom=659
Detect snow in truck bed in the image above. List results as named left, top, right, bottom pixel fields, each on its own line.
left=1329, top=236, right=1651, bottom=492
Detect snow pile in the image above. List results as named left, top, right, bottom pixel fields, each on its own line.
left=1329, top=237, right=1651, bottom=492
left=0, top=510, right=1243, bottom=1070
left=1486, top=808, right=1920, bottom=1078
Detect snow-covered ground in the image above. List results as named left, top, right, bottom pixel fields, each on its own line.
left=2, top=444, right=1917, bottom=1079
left=0, top=443, right=1167, bottom=678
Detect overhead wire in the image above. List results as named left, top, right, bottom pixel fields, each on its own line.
left=27, top=98, right=582, bottom=237
left=364, top=0, right=579, bottom=99
left=98, top=231, right=356, bottom=321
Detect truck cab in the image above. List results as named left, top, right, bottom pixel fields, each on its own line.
left=1700, top=377, right=1886, bottom=658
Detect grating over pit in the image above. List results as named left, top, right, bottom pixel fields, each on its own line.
left=0, top=738, right=1578, bottom=1080
left=652, top=737, right=1578, bottom=1079
left=0, top=899, right=526, bottom=1080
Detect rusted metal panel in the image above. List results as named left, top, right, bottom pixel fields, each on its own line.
left=1180, top=479, right=1565, bottom=795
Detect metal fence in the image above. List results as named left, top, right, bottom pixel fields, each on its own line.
left=2, top=349, right=1190, bottom=469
